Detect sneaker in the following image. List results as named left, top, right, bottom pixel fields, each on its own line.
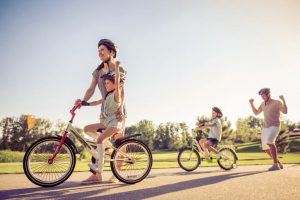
left=278, top=162, right=283, bottom=169
left=268, top=163, right=281, bottom=171
left=216, top=153, right=221, bottom=160
left=81, top=174, right=102, bottom=185
left=205, top=157, right=213, bottom=163
left=89, top=163, right=100, bottom=173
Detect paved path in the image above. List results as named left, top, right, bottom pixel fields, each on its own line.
left=1, top=164, right=300, bottom=200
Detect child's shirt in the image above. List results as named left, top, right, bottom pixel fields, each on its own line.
left=208, top=118, right=222, bottom=142
left=103, top=91, right=120, bottom=119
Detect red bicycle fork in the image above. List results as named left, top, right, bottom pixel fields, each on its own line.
left=48, top=131, right=68, bottom=164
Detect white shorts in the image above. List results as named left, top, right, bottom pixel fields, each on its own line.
left=261, top=126, right=280, bottom=150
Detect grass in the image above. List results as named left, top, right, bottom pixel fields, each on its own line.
left=1, top=137, right=299, bottom=174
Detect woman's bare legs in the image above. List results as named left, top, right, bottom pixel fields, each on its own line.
left=94, top=127, right=119, bottom=182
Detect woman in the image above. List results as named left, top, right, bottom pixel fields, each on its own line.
left=75, top=39, right=127, bottom=184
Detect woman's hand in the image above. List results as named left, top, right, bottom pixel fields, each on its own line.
left=74, top=99, right=82, bottom=107
left=116, top=107, right=124, bottom=121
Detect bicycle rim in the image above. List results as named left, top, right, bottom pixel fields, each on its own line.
left=178, top=148, right=200, bottom=171
left=25, top=139, right=74, bottom=185
left=217, top=148, right=236, bottom=170
left=111, top=140, right=152, bottom=183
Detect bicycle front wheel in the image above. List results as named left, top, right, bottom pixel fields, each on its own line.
left=110, top=139, right=152, bottom=184
left=23, top=136, right=76, bottom=187
left=177, top=148, right=200, bottom=172
left=217, top=148, right=237, bottom=170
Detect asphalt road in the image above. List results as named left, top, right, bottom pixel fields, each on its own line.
left=1, top=164, right=300, bottom=200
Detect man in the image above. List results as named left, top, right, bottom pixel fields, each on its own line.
left=249, top=88, right=288, bottom=170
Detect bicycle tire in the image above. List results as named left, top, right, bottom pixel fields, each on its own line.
left=110, top=139, right=152, bottom=184
left=177, top=148, right=200, bottom=172
left=23, top=136, right=76, bottom=187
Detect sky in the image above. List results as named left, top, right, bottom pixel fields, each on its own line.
left=0, top=0, right=299, bottom=130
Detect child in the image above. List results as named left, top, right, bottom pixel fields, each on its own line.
left=81, top=62, right=125, bottom=184
left=198, top=107, right=224, bottom=160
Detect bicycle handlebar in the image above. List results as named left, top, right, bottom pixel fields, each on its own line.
left=69, top=100, right=90, bottom=122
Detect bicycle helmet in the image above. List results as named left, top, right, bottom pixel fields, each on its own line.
left=258, top=88, right=270, bottom=95
left=98, top=39, right=118, bottom=58
left=212, top=107, right=223, bottom=118
left=101, top=71, right=126, bottom=83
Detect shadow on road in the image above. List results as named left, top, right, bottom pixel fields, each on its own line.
left=91, top=170, right=266, bottom=200
left=1, top=170, right=266, bottom=200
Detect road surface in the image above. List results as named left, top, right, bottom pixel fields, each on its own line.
left=1, top=164, right=300, bottom=200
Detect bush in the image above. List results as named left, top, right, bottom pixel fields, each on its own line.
left=0, top=150, right=24, bottom=163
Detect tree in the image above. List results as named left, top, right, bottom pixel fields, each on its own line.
left=179, top=122, right=190, bottom=148
left=235, top=116, right=263, bottom=143
left=220, top=117, right=235, bottom=145
left=276, top=121, right=290, bottom=153
left=126, top=120, right=155, bottom=150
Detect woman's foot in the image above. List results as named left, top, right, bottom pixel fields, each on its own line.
left=108, top=175, right=119, bottom=183
left=81, top=173, right=102, bottom=185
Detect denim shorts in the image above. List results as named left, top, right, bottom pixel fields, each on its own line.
left=207, top=138, right=219, bottom=146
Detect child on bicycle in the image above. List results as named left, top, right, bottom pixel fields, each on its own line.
left=81, top=62, right=125, bottom=184
left=198, top=107, right=224, bottom=160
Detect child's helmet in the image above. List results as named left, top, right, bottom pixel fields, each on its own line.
left=101, top=71, right=126, bottom=83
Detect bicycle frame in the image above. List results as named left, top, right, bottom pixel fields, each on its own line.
left=190, top=138, right=207, bottom=158
left=48, top=103, right=128, bottom=164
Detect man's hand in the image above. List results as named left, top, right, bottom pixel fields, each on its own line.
left=279, top=95, right=285, bottom=102
left=249, top=99, right=254, bottom=104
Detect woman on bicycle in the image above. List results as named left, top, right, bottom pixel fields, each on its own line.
left=198, top=107, right=224, bottom=160
left=75, top=39, right=126, bottom=184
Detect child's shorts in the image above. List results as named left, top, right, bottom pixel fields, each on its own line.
left=104, top=117, right=123, bottom=131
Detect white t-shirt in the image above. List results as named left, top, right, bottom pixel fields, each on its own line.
left=208, top=118, right=222, bottom=142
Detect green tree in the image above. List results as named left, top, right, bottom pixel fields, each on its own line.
left=276, top=121, right=290, bottom=153
left=126, top=120, right=155, bottom=150
left=235, top=116, right=263, bottom=143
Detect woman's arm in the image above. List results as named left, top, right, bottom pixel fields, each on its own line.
left=83, top=76, right=98, bottom=101
left=75, top=76, right=97, bottom=105
left=89, top=99, right=104, bottom=106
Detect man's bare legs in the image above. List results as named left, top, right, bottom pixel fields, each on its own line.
left=266, top=144, right=283, bottom=168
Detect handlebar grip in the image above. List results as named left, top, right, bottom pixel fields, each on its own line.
left=81, top=100, right=90, bottom=106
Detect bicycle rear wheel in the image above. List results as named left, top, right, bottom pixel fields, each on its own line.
left=110, top=139, right=152, bottom=184
left=217, top=148, right=237, bottom=170
left=23, top=136, right=76, bottom=187
left=177, top=148, right=200, bottom=172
